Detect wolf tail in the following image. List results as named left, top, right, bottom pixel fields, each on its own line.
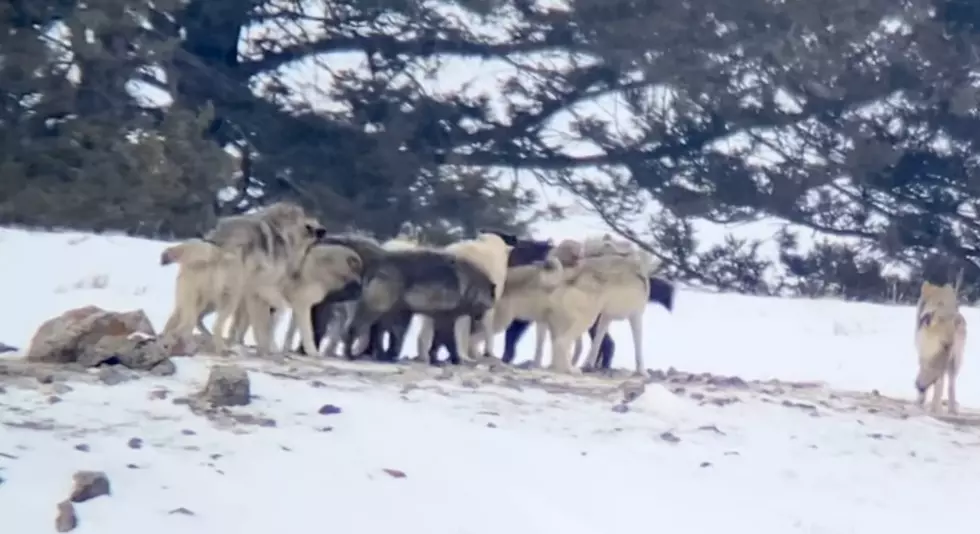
left=915, top=342, right=953, bottom=393
left=160, top=239, right=222, bottom=268
left=648, top=276, right=675, bottom=311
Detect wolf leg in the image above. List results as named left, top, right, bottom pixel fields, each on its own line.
left=283, top=314, right=298, bottom=352
left=582, top=315, right=612, bottom=371
left=547, top=334, right=581, bottom=375
left=452, top=315, right=477, bottom=363
left=477, top=309, right=498, bottom=359
left=227, top=303, right=250, bottom=345
left=628, top=311, right=645, bottom=375
left=245, top=296, right=276, bottom=357
left=947, top=365, right=959, bottom=415
left=416, top=317, right=435, bottom=359
left=569, top=336, right=584, bottom=367
left=930, top=372, right=946, bottom=414
left=502, top=320, right=531, bottom=363
left=531, top=321, right=549, bottom=367
left=211, top=298, right=241, bottom=355
left=293, top=302, right=321, bottom=357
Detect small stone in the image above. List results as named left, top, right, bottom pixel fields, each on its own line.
left=69, top=471, right=111, bottom=503
left=149, top=359, right=177, bottom=376
left=486, top=422, right=497, bottom=428
left=659, top=432, right=681, bottom=444
left=48, top=395, right=63, bottom=404
left=168, top=507, right=195, bottom=516
left=198, top=365, right=250, bottom=406
left=74, top=444, right=90, bottom=452
left=98, top=366, right=128, bottom=386
left=181, top=429, right=196, bottom=435
left=127, top=437, right=143, bottom=449
left=382, top=468, right=407, bottom=478
left=699, top=461, right=712, bottom=468
left=309, top=380, right=326, bottom=388
left=611, top=403, right=629, bottom=413
left=318, top=404, right=342, bottom=415
left=55, top=501, right=78, bottom=532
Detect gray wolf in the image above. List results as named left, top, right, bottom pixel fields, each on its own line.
left=416, top=233, right=512, bottom=362
left=159, top=238, right=244, bottom=344
left=303, top=232, right=418, bottom=360
left=915, top=280, right=967, bottom=414
left=203, top=201, right=326, bottom=356
left=280, top=243, right=364, bottom=357
left=545, top=252, right=656, bottom=375
left=489, top=232, right=674, bottom=370
left=344, top=248, right=497, bottom=362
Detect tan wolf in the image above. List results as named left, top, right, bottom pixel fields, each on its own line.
left=915, top=280, right=967, bottom=414
left=159, top=238, right=245, bottom=345
left=204, top=201, right=326, bottom=356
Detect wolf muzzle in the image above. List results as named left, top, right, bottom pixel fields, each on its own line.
left=649, top=276, right=675, bottom=311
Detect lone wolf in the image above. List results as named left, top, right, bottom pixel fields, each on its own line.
left=915, top=280, right=967, bottom=414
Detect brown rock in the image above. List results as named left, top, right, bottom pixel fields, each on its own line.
left=198, top=365, right=250, bottom=406
left=24, top=307, right=168, bottom=371
left=69, top=470, right=111, bottom=503
left=55, top=500, right=78, bottom=532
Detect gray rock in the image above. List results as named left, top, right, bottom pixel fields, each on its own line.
left=198, top=365, right=250, bottom=406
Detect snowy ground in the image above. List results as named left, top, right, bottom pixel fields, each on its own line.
left=2, top=226, right=980, bottom=534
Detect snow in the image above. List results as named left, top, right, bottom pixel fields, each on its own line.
left=2, top=225, right=980, bottom=534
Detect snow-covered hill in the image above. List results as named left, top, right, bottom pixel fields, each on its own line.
left=1, top=225, right=979, bottom=534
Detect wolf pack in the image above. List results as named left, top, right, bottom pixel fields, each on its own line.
left=156, top=201, right=969, bottom=416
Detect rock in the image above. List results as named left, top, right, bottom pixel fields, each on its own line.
left=98, top=366, right=130, bottom=386
left=318, top=404, right=342, bottom=415
left=198, top=365, right=250, bottom=406
left=26, top=306, right=154, bottom=363
left=611, top=403, right=630, bottom=413
left=382, top=468, right=407, bottom=478
left=69, top=470, right=111, bottom=503
left=659, top=431, right=681, bottom=444
left=55, top=501, right=78, bottom=532
left=74, top=443, right=90, bottom=452
left=149, top=359, right=177, bottom=376
left=127, top=437, right=143, bottom=449
left=25, top=306, right=178, bottom=373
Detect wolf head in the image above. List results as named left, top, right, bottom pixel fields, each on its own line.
left=552, top=239, right=583, bottom=267
left=919, top=281, right=957, bottom=314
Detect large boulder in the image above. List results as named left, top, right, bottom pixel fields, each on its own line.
left=24, top=306, right=177, bottom=374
